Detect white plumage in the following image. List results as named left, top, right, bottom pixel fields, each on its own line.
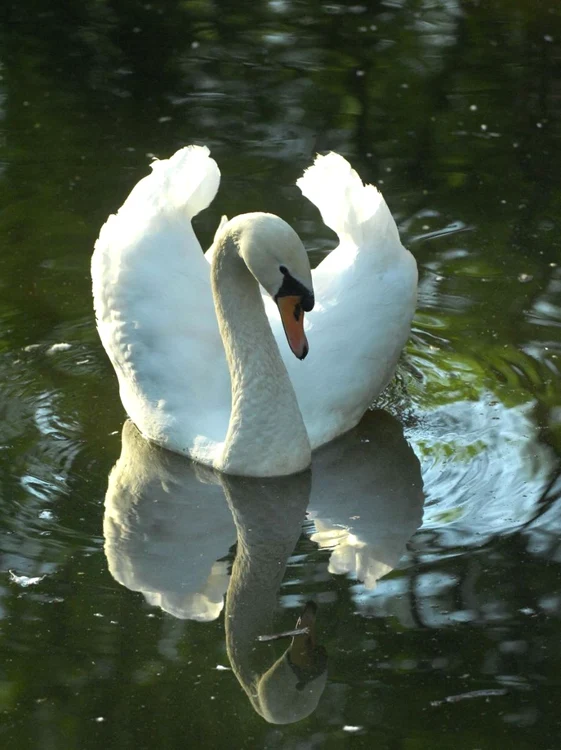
left=92, top=146, right=417, bottom=475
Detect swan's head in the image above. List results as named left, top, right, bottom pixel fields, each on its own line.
left=229, top=213, right=315, bottom=360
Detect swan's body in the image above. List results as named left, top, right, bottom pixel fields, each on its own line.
left=92, top=146, right=417, bottom=476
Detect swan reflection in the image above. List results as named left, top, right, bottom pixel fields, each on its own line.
left=103, top=410, right=424, bottom=723
left=104, top=422, right=234, bottom=621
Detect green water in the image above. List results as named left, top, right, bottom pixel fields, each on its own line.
left=1, top=0, right=561, bottom=747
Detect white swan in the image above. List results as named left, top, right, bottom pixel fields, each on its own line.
left=92, top=146, right=417, bottom=476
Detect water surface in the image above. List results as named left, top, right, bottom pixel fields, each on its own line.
left=1, top=1, right=561, bottom=748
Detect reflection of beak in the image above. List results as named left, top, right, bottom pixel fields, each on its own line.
left=276, top=295, right=309, bottom=360
left=289, top=601, right=317, bottom=668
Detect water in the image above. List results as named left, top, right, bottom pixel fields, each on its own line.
left=1, top=1, right=561, bottom=747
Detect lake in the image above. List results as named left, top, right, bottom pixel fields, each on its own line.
left=1, top=1, right=561, bottom=748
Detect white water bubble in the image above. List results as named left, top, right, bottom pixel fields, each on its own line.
left=46, top=342, right=71, bottom=355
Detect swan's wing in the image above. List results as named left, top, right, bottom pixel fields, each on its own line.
left=92, top=146, right=230, bottom=462
left=266, top=153, right=418, bottom=448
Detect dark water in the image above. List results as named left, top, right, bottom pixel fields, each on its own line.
left=1, top=1, right=561, bottom=747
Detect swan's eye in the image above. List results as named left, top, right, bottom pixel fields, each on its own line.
left=279, top=265, right=288, bottom=275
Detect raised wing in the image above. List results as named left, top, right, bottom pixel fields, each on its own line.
left=92, top=146, right=230, bottom=460
left=267, top=153, right=418, bottom=449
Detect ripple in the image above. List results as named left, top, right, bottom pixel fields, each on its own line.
left=408, top=395, right=556, bottom=545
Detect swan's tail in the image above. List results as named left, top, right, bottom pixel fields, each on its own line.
left=296, top=152, right=400, bottom=248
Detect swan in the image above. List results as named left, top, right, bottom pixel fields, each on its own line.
left=92, top=146, right=417, bottom=476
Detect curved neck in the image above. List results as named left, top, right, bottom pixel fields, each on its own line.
left=210, top=232, right=310, bottom=476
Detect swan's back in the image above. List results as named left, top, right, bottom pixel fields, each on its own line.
left=92, top=146, right=230, bottom=461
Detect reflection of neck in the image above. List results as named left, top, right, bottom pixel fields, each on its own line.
left=211, top=233, right=310, bottom=476
left=221, top=474, right=311, bottom=705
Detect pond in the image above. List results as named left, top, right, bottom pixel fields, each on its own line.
left=1, top=1, right=561, bottom=747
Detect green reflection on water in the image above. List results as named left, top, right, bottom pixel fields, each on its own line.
left=1, top=0, right=561, bottom=747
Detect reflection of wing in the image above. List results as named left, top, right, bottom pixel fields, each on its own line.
left=308, top=409, right=425, bottom=589
left=104, top=420, right=235, bottom=621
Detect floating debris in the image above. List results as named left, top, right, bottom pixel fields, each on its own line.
left=9, top=570, right=46, bottom=587
left=257, top=626, right=310, bottom=642
left=431, top=688, right=508, bottom=707
left=215, top=665, right=231, bottom=671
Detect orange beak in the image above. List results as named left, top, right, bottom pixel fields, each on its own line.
left=276, top=295, right=309, bottom=360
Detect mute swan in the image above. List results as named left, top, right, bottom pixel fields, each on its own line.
left=92, top=146, right=417, bottom=476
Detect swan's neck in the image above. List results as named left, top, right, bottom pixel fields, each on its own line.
left=211, top=233, right=310, bottom=476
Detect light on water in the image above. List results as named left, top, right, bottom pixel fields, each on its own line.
left=1, top=1, right=561, bottom=748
